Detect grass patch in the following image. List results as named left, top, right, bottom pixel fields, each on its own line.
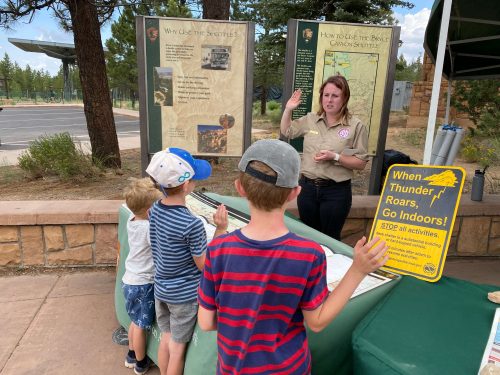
left=0, top=163, right=24, bottom=183
left=400, top=128, right=425, bottom=147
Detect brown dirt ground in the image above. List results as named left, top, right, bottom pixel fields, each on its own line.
left=0, top=112, right=498, bottom=200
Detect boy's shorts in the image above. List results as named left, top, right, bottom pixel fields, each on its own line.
left=122, top=283, right=155, bottom=329
left=155, top=299, right=198, bottom=343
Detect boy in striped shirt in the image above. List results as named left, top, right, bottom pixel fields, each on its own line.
left=198, top=139, right=388, bottom=375
left=146, top=148, right=228, bottom=375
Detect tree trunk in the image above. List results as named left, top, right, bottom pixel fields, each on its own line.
left=4, top=78, right=9, bottom=99
left=67, top=0, right=121, bottom=168
left=260, top=87, right=267, bottom=115
left=201, top=0, right=230, bottom=165
left=203, top=0, right=230, bottom=19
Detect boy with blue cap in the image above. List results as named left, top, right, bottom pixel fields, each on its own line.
left=146, top=147, right=228, bottom=375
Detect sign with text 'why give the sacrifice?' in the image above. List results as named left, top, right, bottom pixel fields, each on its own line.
left=370, top=165, right=465, bottom=282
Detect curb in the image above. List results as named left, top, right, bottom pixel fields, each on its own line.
left=0, top=103, right=140, bottom=118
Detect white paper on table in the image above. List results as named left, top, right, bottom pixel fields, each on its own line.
left=478, top=308, right=500, bottom=373
left=321, top=244, right=397, bottom=298
left=196, top=215, right=217, bottom=241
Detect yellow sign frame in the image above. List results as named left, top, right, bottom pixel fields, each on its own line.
left=370, top=164, right=465, bottom=282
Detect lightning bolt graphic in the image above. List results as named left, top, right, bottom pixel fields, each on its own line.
left=430, top=188, right=446, bottom=207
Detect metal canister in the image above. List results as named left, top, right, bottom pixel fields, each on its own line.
left=471, top=169, right=485, bottom=201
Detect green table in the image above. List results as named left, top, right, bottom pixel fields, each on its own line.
left=352, top=276, right=499, bottom=375
left=115, top=193, right=399, bottom=374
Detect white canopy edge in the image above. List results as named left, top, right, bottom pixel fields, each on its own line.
left=423, top=0, right=453, bottom=165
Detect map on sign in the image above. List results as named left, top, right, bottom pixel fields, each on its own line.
left=323, top=51, right=379, bottom=129
left=186, top=192, right=249, bottom=239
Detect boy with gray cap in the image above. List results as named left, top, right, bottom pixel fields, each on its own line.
left=146, top=147, right=228, bottom=375
left=198, top=139, right=388, bottom=375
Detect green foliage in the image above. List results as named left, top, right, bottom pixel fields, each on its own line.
left=0, top=161, right=24, bottom=183
left=253, top=100, right=282, bottom=125
left=266, top=100, right=282, bottom=124
left=267, top=100, right=280, bottom=111
left=232, top=0, right=414, bottom=114
left=460, top=134, right=499, bottom=167
left=267, top=110, right=281, bottom=125
left=252, top=101, right=261, bottom=116
left=18, top=133, right=102, bottom=180
left=477, top=106, right=500, bottom=138
left=452, top=80, right=500, bottom=126
left=0, top=53, right=13, bottom=81
left=395, top=54, right=422, bottom=82
left=233, top=0, right=413, bottom=25
left=105, top=1, right=191, bottom=95
left=0, top=52, right=67, bottom=98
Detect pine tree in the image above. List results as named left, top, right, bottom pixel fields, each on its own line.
left=106, top=1, right=191, bottom=108
left=230, top=0, right=414, bottom=114
left=0, top=53, right=13, bottom=98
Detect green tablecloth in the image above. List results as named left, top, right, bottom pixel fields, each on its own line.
left=115, top=193, right=399, bottom=374
left=352, top=276, right=499, bottom=375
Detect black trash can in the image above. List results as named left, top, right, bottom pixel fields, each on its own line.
left=378, top=149, right=417, bottom=193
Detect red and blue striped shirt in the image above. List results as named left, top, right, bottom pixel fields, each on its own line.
left=198, top=229, right=328, bottom=375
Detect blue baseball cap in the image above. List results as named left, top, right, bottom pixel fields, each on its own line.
left=146, top=147, right=212, bottom=188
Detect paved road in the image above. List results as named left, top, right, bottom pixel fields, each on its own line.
left=0, top=106, right=139, bottom=151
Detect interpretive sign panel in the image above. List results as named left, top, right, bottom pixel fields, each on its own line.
left=284, top=19, right=399, bottom=154
left=370, top=165, right=465, bottom=282
left=137, top=17, right=254, bottom=169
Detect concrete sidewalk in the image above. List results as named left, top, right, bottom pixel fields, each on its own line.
left=1, top=261, right=499, bottom=374
left=0, top=269, right=159, bottom=375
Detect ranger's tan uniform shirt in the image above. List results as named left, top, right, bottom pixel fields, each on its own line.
left=286, top=113, right=369, bottom=182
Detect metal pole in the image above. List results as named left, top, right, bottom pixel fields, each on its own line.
left=63, top=59, right=70, bottom=103
left=430, top=125, right=445, bottom=164
left=433, top=129, right=455, bottom=165
left=445, top=80, right=452, bottom=124
left=445, top=127, right=464, bottom=165
left=423, top=0, right=453, bottom=165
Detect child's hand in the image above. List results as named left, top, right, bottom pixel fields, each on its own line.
left=213, top=204, right=228, bottom=231
left=351, top=236, right=389, bottom=275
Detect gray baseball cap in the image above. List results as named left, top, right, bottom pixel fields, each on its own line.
left=238, top=139, right=301, bottom=188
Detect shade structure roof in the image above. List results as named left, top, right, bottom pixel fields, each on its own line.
left=424, top=0, right=500, bottom=80
left=8, top=38, right=78, bottom=62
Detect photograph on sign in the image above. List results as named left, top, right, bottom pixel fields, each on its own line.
left=201, top=45, right=231, bottom=70
left=286, top=20, right=397, bottom=154
left=140, top=17, right=251, bottom=157
left=197, top=125, right=227, bottom=153
left=153, top=67, right=173, bottom=106
left=370, top=164, right=465, bottom=282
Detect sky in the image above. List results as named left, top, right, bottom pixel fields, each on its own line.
left=0, top=1, right=435, bottom=76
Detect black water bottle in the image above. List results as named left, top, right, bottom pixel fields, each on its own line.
left=471, top=169, right=485, bottom=201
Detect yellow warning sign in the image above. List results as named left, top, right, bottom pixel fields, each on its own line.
left=370, top=165, right=465, bottom=282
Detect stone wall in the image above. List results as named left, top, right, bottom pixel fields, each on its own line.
left=0, top=197, right=499, bottom=269
left=406, top=53, right=473, bottom=128
left=0, top=201, right=121, bottom=267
